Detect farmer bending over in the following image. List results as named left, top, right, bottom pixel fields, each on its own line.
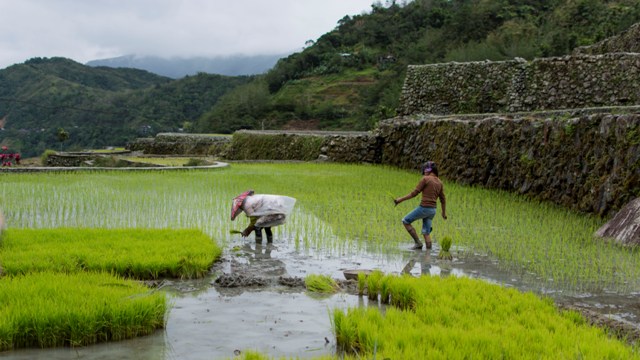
left=231, top=190, right=296, bottom=243
left=394, top=161, right=447, bottom=250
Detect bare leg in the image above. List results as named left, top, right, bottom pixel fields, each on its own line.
left=422, top=233, right=432, bottom=249
left=403, top=223, right=423, bottom=249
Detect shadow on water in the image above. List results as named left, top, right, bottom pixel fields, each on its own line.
left=2, top=235, right=639, bottom=360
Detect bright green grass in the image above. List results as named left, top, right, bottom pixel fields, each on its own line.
left=332, top=275, right=640, bottom=360
left=0, top=228, right=221, bottom=279
left=84, top=148, right=127, bottom=153
left=122, top=156, right=211, bottom=166
left=0, top=272, right=166, bottom=351
left=0, top=163, right=637, bottom=293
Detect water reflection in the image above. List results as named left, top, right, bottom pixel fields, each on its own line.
left=241, top=242, right=286, bottom=277
left=401, top=251, right=432, bottom=276
left=1, top=237, right=639, bottom=360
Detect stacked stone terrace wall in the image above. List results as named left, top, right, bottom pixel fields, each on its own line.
left=574, top=23, right=640, bottom=55
left=398, top=53, right=640, bottom=116
left=376, top=112, right=640, bottom=216
left=223, top=130, right=382, bottom=163
left=126, top=133, right=230, bottom=156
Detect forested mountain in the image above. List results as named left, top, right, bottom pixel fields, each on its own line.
left=2, top=0, right=640, bottom=156
left=197, top=0, right=640, bottom=133
left=0, top=58, right=252, bottom=156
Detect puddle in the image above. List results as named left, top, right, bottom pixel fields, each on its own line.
left=2, top=235, right=639, bottom=359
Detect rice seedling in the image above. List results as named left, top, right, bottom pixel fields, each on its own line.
left=0, top=228, right=221, bottom=279
left=305, top=274, right=340, bottom=293
left=0, top=272, right=166, bottom=351
left=357, top=272, right=366, bottom=296
left=366, top=270, right=384, bottom=302
left=1, top=163, right=639, bottom=358
left=331, top=275, right=640, bottom=359
left=438, top=236, right=453, bottom=260
left=388, top=275, right=417, bottom=311
left=378, top=275, right=393, bottom=304
left=0, top=163, right=638, bottom=293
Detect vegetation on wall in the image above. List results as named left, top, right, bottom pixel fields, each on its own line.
left=198, top=0, right=640, bottom=134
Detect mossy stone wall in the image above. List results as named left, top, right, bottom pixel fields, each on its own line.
left=126, top=133, right=230, bottom=155
left=377, top=112, right=640, bottom=216
left=223, top=130, right=381, bottom=163
left=120, top=120, right=638, bottom=217
left=398, top=54, right=640, bottom=116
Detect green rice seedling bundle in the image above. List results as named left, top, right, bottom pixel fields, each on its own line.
left=0, top=272, right=166, bottom=351
left=305, top=274, right=340, bottom=294
left=438, top=236, right=453, bottom=260
left=379, top=275, right=393, bottom=304
left=388, top=274, right=417, bottom=310
left=366, top=270, right=384, bottom=302
left=0, top=228, right=221, bottom=279
left=332, top=275, right=639, bottom=359
left=357, top=272, right=367, bottom=296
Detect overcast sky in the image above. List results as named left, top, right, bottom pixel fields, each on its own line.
left=0, top=0, right=376, bottom=70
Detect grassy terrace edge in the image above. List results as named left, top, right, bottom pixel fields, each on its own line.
left=1, top=228, right=221, bottom=279
left=0, top=228, right=221, bottom=351
left=0, top=272, right=167, bottom=351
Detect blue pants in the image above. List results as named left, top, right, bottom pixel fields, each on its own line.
left=402, top=206, right=437, bottom=235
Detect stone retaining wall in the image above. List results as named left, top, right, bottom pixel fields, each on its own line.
left=376, top=112, right=640, bottom=216
left=397, top=53, right=640, bottom=116
left=126, top=110, right=639, bottom=217
left=574, top=23, right=640, bottom=55
left=45, top=153, right=104, bottom=167
left=223, top=130, right=382, bottom=163
left=126, top=133, right=231, bottom=156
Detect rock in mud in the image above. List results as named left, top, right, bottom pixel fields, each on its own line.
left=595, top=197, right=640, bottom=246
left=214, top=274, right=270, bottom=287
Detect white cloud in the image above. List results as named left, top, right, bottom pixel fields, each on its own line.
left=0, top=0, right=374, bottom=69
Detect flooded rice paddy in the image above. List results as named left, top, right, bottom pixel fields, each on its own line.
left=2, top=232, right=638, bottom=360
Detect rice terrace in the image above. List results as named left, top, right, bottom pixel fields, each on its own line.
left=2, top=11, right=640, bottom=360
left=0, top=159, right=638, bottom=359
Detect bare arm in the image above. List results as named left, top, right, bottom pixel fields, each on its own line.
left=241, top=217, right=258, bottom=237
left=440, top=191, right=447, bottom=219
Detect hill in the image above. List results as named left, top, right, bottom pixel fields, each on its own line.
left=0, top=58, right=252, bottom=156
left=2, top=0, right=640, bottom=156
left=86, top=54, right=286, bottom=78
left=197, top=0, right=640, bottom=133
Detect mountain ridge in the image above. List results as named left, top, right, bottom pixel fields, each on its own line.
left=86, top=53, right=287, bottom=78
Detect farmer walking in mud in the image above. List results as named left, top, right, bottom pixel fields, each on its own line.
left=230, top=190, right=296, bottom=243
left=394, top=161, right=447, bottom=250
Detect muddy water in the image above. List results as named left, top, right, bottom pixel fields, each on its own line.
left=1, top=237, right=639, bottom=360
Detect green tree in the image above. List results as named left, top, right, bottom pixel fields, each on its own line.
left=57, top=127, right=69, bottom=151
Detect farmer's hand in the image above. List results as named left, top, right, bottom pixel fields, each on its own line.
left=442, top=213, right=448, bottom=220
left=394, top=198, right=401, bottom=207
left=241, top=225, right=254, bottom=237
